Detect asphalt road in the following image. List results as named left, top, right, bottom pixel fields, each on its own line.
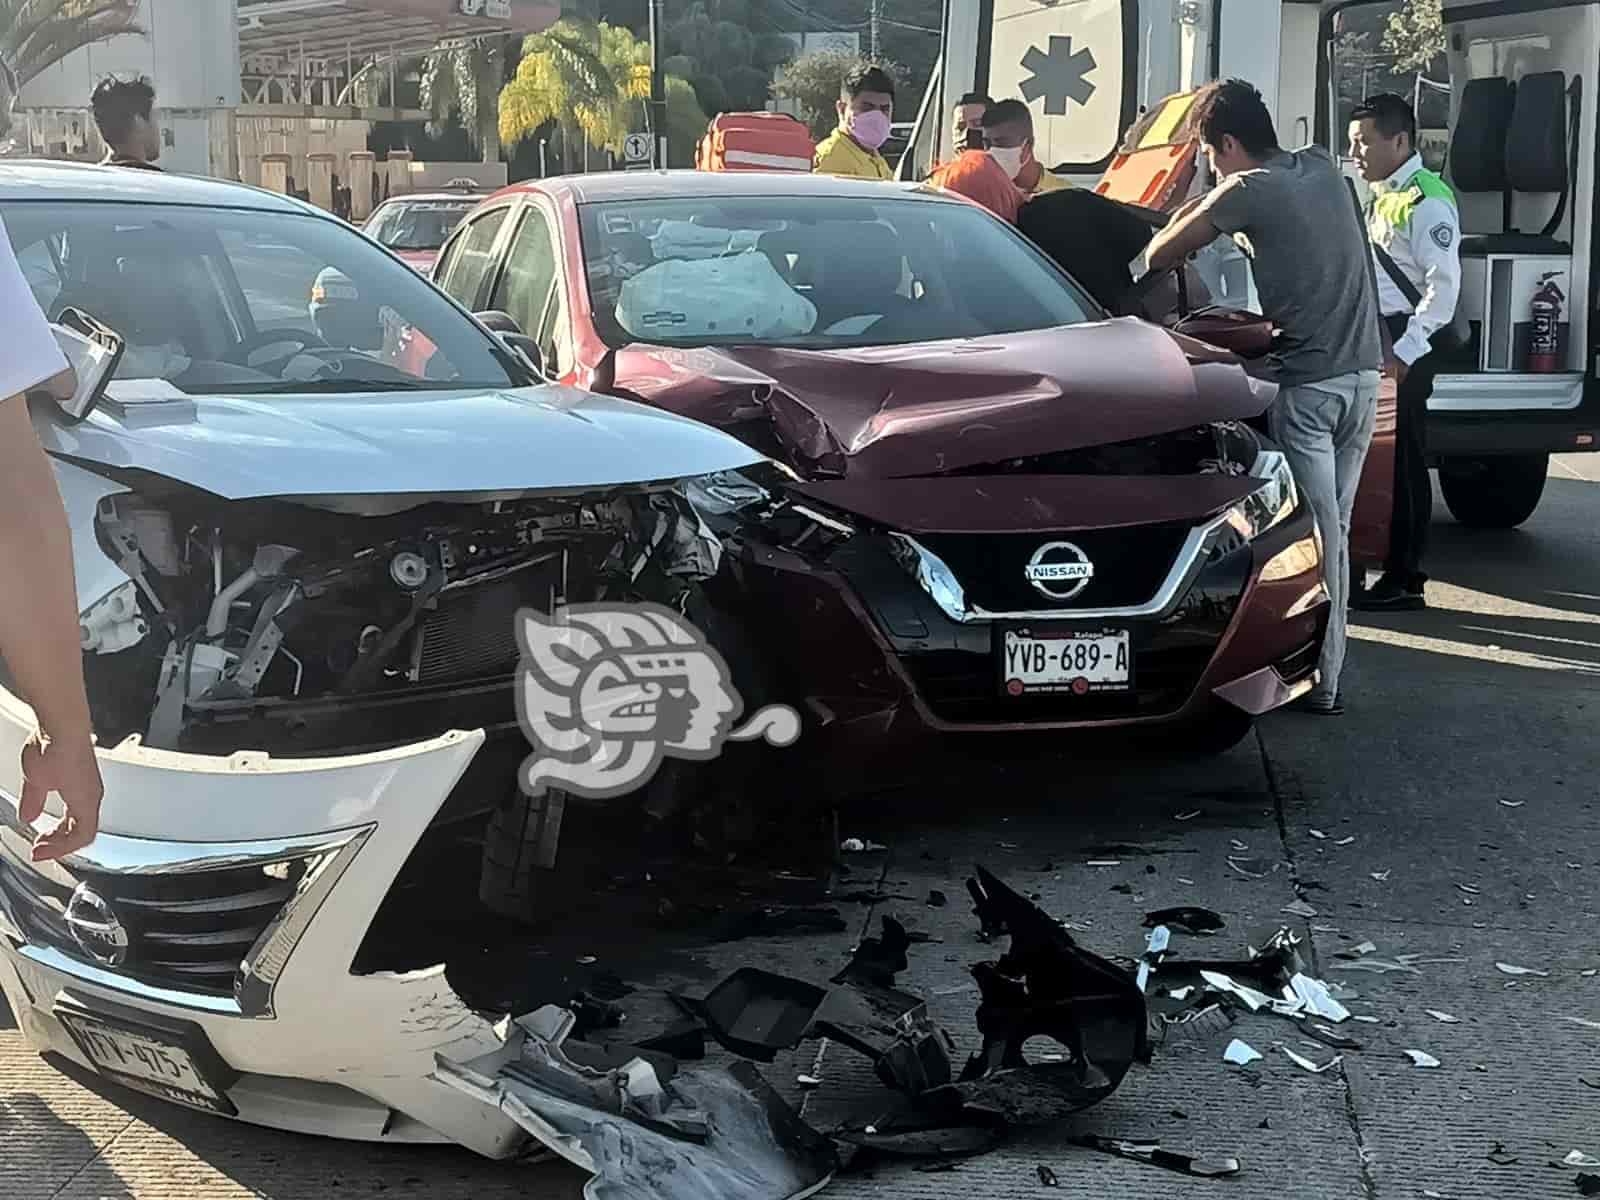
left=5, top=456, right=1599, bottom=1200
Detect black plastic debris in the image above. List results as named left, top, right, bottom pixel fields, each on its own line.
left=1578, top=1174, right=1600, bottom=1196
left=812, top=982, right=952, bottom=1097
left=928, top=890, right=949, bottom=908
left=931, top=868, right=1149, bottom=1124
left=1070, top=1134, right=1242, bottom=1178
left=834, top=917, right=912, bottom=989
left=969, top=877, right=1009, bottom=941
left=1582, top=1076, right=1600, bottom=1091
left=1038, top=1163, right=1061, bottom=1187
left=691, top=969, right=829, bottom=1062
left=833, top=1107, right=1005, bottom=1161
left=1487, top=1142, right=1520, bottom=1166
left=1144, top=906, right=1226, bottom=936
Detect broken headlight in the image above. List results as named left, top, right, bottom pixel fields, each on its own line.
left=1225, top=450, right=1299, bottom=541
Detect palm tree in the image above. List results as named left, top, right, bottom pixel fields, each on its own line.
left=498, top=17, right=619, bottom=174
left=345, top=38, right=507, bottom=164
left=419, top=39, right=505, bottom=164
left=2, top=0, right=142, bottom=87
left=499, top=18, right=706, bottom=173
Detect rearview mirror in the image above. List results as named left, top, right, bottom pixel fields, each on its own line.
left=475, top=310, right=545, bottom=379
left=44, top=308, right=125, bottom=423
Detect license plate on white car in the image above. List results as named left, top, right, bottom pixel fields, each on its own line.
left=1001, top=628, right=1133, bottom=696
left=56, top=1003, right=235, bottom=1114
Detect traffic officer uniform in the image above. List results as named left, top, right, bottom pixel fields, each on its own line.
left=1363, top=151, right=1461, bottom=606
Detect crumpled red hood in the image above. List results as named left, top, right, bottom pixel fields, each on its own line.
left=612, top=318, right=1275, bottom=479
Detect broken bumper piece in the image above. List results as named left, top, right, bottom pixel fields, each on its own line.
left=435, top=1006, right=837, bottom=1200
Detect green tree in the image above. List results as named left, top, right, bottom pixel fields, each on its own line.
left=500, top=18, right=705, bottom=171
left=500, top=18, right=621, bottom=172
left=772, top=48, right=906, bottom=139
left=417, top=40, right=507, bottom=163
left=1, top=0, right=141, bottom=87
left=1381, top=0, right=1445, bottom=76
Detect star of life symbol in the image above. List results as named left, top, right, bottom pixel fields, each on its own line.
left=516, top=602, right=801, bottom=801
left=1019, top=36, right=1099, bottom=116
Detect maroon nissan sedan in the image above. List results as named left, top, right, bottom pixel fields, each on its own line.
left=432, top=171, right=1395, bottom=755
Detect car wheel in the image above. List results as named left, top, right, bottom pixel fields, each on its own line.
left=1438, top=454, right=1548, bottom=529
left=476, top=585, right=795, bottom=924
left=478, top=785, right=571, bottom=921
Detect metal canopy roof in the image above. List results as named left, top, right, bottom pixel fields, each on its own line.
left=238, top=0, right=557, bottom=64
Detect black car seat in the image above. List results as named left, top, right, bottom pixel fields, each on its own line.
left=809, top=221, right=912, bottom=330
left=1451, top=70, right=1580, bottom=255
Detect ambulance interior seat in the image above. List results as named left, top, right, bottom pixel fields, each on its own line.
left=1450, top=70, right=1577, bottom=256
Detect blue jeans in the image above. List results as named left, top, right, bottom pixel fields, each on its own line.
left=1270, top=371, right=1379, bottom=701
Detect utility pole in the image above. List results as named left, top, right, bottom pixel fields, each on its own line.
left=870, top=0, right=880, bottom=59
left=649, top=0, right=668, bottom=168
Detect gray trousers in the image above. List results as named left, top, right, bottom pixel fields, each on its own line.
left=1269, top=371, right=1379, bottom=701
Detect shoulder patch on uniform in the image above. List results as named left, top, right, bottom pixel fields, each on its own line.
left=1430, top=222, right=1454, bottom=250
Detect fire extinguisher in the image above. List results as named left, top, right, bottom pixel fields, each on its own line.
left=1528, top=272, right=1566, bottom=372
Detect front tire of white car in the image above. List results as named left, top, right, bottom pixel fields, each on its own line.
left=476, top=587, right=794, bottom=924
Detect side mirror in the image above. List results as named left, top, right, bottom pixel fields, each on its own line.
left=475, top=310, right=546, bottom=378
left=42, top=308, right=124, bottom=423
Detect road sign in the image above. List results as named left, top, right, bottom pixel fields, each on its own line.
left=623, top=133, right=652, bottom=164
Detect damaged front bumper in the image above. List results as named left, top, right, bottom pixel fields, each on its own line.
left=0, top=687, right=538, bottom=1157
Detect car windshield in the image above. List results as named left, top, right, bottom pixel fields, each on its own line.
left=366, top=199, right=478, bottom=251
left=2, top=200, right=516, bottom=397
left=578, top=193, right=1098, bottom=350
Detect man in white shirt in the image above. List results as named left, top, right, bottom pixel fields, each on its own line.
left=1348, top=93, right=1462, bottom=612
left=0, top=95, right=107, bottom=859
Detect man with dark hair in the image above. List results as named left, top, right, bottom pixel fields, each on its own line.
left=91, top=74, right=161, bottom=169
left=1148, top=79, right=1382, bottom=716
left=952, top=91, right=992, bottom=151
left=982, top=98, right=1072, bottom=196
left=1349, top=92, right=1460, bottom=612
left=813, top=63, right=896, bottom=180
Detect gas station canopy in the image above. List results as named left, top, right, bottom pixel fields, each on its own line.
left=238, top=0, right=559, bottom=64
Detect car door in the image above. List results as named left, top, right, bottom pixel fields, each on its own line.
left=432, top=204, right=513, bottom=312
left=486, top=201, right=573, bottom=381
left=1349, top=374, right=1397, bottom=567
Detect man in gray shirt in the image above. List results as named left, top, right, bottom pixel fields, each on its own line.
left=1149, top=79, right=1381, bottom=716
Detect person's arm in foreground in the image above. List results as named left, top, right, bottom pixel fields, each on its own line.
left=1146, top=196, right=1221, bottom=271
left=0, top=392, right=103, bottom=861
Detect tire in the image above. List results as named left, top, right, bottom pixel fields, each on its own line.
left=478, top=786, right=571, bottom=921
left=476, top=585, right=791, bottom=924
left=1438, top=453, right=1549, bottom=529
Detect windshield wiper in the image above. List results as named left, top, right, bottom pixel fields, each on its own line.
left=229, top=377, right=440, bottom=395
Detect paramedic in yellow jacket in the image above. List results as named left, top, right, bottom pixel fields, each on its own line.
left=1348, top=92, right=1461, bottom=614
left=813, top=64, right=897, bottom=181
left=982, top=99, right=1073, bottom=197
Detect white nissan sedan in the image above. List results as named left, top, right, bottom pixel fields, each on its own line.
left=0, top=161, right=763, bottom=1157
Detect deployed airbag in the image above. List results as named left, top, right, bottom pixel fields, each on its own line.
left=617, top=254, right=816, bottom=342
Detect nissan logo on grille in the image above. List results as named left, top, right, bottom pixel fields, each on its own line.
left=65, top=883, right=130, bottom=968
left=1025, top=541, right=1095, bottom=601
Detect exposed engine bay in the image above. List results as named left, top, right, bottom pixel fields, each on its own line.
left=79, top=483, right=723, bottom=757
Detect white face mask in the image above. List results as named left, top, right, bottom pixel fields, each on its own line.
left=988, top=145, right=1026, bottom=181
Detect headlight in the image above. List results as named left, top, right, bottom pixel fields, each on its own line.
left=1225, top=449, right=1299, bottom=541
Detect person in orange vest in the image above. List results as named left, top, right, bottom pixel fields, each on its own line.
left=813, top=64, right=897, bottom=181
left=927, top=146, right=1026, bottom=223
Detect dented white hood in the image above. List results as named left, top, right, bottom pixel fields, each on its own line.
left=37, top=382, right=765, bottom=500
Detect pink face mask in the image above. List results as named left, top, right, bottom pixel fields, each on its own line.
left=847, top=109, right=892, bottom=151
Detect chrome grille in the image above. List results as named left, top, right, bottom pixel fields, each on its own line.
left=0, top=819, right=303, bottom=998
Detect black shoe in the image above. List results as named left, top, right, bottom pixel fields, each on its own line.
left=1288, top=691, right=1344, bottom=716
left=1351, top=575, right=1426, bottom=612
